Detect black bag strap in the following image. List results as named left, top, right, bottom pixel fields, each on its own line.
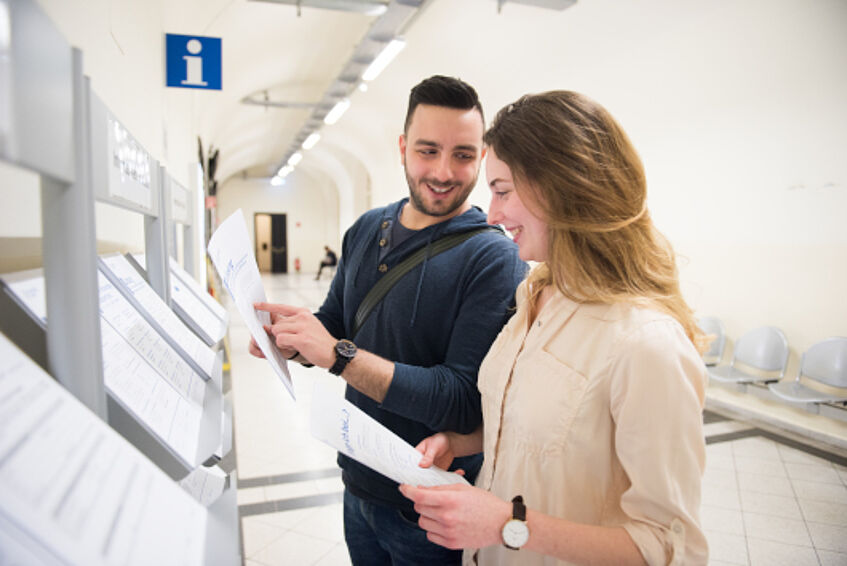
left=351, top=226, right=503, bottom=339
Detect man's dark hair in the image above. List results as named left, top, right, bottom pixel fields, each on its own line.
left=404, top=75, right=484, bottom=133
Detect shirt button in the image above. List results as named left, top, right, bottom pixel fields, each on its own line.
left=379, top=238, right=387, bottom=247
left=378, top=264, right=388, bottom=273
left=381, top=221, right=390, bottom=229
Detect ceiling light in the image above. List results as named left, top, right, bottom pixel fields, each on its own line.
left=362, top=38, right=405, bottom=81
left=249, top=0, right=389, bottom=16
left=324, top=99, right=351, bottom=125
left=302, top=133, right=321, bottom=150
left=277, top=164, right=294, bottom=177
left=270, top=176, right=285, bottom=186
left=358, top=82, right=368, bottom=93
left=287, top=152, right=302, bottom=166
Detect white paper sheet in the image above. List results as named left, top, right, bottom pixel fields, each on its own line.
left=3, top=273, right=47, bottom=323
left=171, top=275, right=228, bottom=345
left=207, top=209, right=294, bottom=399
left=101, top=254, right=217, bottom=380
left=310, top=383, right=469, bottom=488
left=169, top=256, right=229, bottom=322
left=132, top=253, right=228, bottom=345
left=0, top=333, right=207, bottom=566
left=101, top=322, right=202, bottom=466
left=98, top=273, right=207, bottom=408
left=178, top=464, right=228, bottom=507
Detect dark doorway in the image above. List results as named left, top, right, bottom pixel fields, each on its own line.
left=254, top=213, right=287, bottom=273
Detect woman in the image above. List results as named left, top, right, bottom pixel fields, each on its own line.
left=399, top=91, right=709, bottom=565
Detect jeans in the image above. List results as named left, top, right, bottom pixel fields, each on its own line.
left=343, top=489, right=462, bottom=565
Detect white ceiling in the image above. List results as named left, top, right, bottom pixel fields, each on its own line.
left=179, top=0, right=592, bottom=187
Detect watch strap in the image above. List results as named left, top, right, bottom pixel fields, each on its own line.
left=328, top=353, right=350, bottom=375
left=512, top=495, right=526, bottom=521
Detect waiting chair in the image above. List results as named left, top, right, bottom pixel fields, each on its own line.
left=698, top=316, right=726, bottom=366
left=769, top=337, right=847, bottom=404
left=708, top=326, right=789, bottom=385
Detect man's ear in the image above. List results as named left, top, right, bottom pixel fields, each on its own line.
left=399, top=134, right=407, bottom=165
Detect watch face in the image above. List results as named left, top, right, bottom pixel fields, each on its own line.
left=502, top=519, right=529, bottom=548
left=336, top=339, right=357, bottom=358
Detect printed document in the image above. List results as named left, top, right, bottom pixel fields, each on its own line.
left=0, top=333, right=207, bottom=566
left=310, top=383, right=468, bottom=487
left=208, top=209, right=294, bottom=399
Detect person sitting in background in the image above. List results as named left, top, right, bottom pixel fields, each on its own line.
left=400, top=90, right=710, bottom=565
left=315, top=245, right=337, bottom=280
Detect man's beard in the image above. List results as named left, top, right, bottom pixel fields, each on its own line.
left=405, top=169, right=478, bottom=218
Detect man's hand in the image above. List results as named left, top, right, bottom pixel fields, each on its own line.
left=247, top=322, right=297, bottom=359
left=254, top=302, right=337, bottom=368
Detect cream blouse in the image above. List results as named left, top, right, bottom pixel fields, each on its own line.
left=467, top=283, right=708, bottom=566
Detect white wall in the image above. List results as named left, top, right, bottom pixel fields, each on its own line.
left=217, top=170, right=340, bottom=275
left=324, top=0, right=847, bottom=371
left=0, top=1, right=204, bottom=272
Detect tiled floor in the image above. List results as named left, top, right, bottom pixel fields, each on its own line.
left=227, top=272, right=847, bottom=566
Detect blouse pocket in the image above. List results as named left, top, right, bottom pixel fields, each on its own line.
left=505, top=349, right=590, bottom=453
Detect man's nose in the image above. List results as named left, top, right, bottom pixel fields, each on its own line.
left=432, top=155, right=453, bottom=182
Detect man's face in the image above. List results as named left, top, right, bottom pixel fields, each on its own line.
left=399, top=104, right=485, bottom=220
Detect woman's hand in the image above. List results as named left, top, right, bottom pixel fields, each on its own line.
left=399, top=484, right=510, bottom=550
left=416, top=432, right=459, bottom=473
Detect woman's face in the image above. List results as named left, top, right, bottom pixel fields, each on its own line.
left=485, top=149, right=549, bottom=262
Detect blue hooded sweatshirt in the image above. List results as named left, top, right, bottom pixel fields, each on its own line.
left=315, top=198, right=527, bottom=513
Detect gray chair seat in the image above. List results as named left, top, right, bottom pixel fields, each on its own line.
left=769, top=380, right=846, bottom=404
left=707, top=326, right=789, bottom=386
left=708, top=364, right=776, bottom=384
left=768, top=337, right=847, bottom=405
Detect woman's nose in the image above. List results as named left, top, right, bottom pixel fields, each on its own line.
left=487, top=202, right=502, bottom=225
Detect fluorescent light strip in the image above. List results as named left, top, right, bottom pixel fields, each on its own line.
left=302, top=133, right=321, bottom=150
left=287, top=152, right=303, bottom=166
left=277, top=164, right=294, bottom=178
left=324, top=99, right=351, bottom=125
left=362, top=38, right=405, bottom=81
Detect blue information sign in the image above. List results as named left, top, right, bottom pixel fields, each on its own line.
left=165, top=34, right=222, bottom=90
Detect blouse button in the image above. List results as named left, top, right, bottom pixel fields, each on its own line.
left=378, top=264, right=388, bottom=273
left=381, top=221, right=390, bottom=229
left=379, top=238, right=387, bottom=247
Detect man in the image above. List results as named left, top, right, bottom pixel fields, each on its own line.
left=315, top=245, right=338, bottom=280
left=251, top=75, right=526, bottom=565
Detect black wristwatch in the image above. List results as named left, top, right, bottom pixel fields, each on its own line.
left=329, top=339, right=357, bottom=375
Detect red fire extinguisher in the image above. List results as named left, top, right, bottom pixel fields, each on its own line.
left=294, top=257, right=301, bottom=272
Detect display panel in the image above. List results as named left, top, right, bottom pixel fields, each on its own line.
left=0, top=332, right=207, bottom=566
left=101, top=253, right=216, bottom=380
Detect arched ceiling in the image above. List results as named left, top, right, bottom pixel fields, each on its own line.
left=173, top=0, right=583, bottom=189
